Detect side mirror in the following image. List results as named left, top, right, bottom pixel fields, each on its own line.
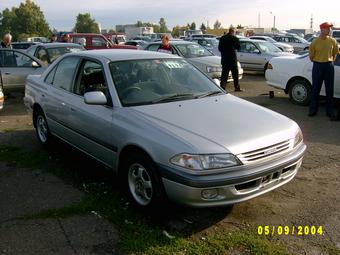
left=254, top=49, right=260, bottom=54
left=32, top=61, right=40, bottom=68
left=84, top=91, right=107, bottom=105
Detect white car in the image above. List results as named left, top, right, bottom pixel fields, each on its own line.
left=265, top=53, right=340, bottom=105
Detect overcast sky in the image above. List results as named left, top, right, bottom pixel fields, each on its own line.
left=1, top=0, right=338, bottom=31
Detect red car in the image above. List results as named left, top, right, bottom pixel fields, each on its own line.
left=59, top=33, right=136, bottom=50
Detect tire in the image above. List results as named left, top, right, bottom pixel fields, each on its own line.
left=288, top=79, right=311, bottom=106
left=123, top=152, right=165, bottom=209
left=34, top=109, right=52, bottom=146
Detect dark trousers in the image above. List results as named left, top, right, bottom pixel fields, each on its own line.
left=221, top=62, right=239, bottom=90
left=309, top=62, right=334, bottom=115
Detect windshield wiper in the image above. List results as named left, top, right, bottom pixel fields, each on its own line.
left=152, top=93, right=195, bottom=103
left=196, top=90, right=224, bottom=98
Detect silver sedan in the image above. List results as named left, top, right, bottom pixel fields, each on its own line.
left=25, top=50, right=306, bottom=209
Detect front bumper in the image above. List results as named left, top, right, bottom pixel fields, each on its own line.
left=159, top=143, right=306, bottom=207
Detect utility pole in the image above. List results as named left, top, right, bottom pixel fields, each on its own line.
left=310, top=14, right=313, bottom=29
left=258, top=12, right=261, bottom=27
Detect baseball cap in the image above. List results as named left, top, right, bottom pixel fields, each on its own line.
left=320, top=22, right=333, bottom=29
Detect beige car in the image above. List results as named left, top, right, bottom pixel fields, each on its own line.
left=0, top=48, right=46, bottom=93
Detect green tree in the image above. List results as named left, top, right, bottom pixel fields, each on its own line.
left=136, top=20, right=143, bottom=27
left=73, top=13, right=100, bottom=33
left=159, top=17, right=168, bottom=33
left=213, top=20, right=222, bottom=29
left=0, top=0, right=50, bottom=41
left=200, top=23, right=207, bottom=32
left=190, top=22, right=196, bottom=30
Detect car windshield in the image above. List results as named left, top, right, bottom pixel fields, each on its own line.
left=176, top=43, right=213, bottom=58
left=46, top=46, right=84, bottom=63
left=264, top=37, right=277, bottom=43
left=332, top=31, right=340, bottom=38
left=256, top=41, right=282, bottom=53
left=110, top=59, right=222, bottom=106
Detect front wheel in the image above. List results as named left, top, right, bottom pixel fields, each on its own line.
left=288, top=79, right=311, bottom=106
left=34, top=109, right=52, bottom=146
left=124, top=153, right=165, bottom=209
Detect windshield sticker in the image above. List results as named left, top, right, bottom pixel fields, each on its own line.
left=164, top=61, right=185, bottom=69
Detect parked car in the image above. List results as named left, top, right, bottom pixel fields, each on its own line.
left=0, top=48, right=46, bottom=93
left=0, top=76, right=3, bottom=110
left=24, top=49, right=306, bottom=208
left=125, top=40, right=148, bottom=49
left=249, top=36, right=294, bottom=53
left=27, top=37, right=49, bottom=43
left=189, top=37, right=220, bottom=56
left=143, top=40, right=243, bottom=82
left=237, top=39, right=293, bottom=72
left=58, top=33, right=137, bottom=50
left=27, top=43, right=86, bottom=65
left=11, top=42, right=39, bottom=50
left=272, top=35, right=310, bottom=53
left=265, top=53, right=340, bottom=105
left=26, top=43, right=85, bottom=65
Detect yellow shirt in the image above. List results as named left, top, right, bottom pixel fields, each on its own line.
left=309, top=36, right=339, bottom=62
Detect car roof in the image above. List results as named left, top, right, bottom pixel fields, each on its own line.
left=33, top=43, right=84, bottom=48
left=67, top=49, right=181, bottom=61
left=149, top=40, right=196, bottom=45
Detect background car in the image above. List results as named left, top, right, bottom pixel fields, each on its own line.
left=265, top=53, right=340, bottom=105
left=125, top=40, right=148, bottom=49
left=189, top=37, right=220, bottom=56
left=24, top=49, right=306, bottom=209
left=237, top=39, right=293, bottom=72
left=272, top=35, right=310, bottom=53
left=0, top=77, right=3, bottom=110
left=26, top=43, right=85, bottom=65
left=0, top=48, right=46, bottom=93
left=143, top=40, right=243, bottom=82
left=11, top=42, right=39, bottom=50
left=249, top=36, right=294, bottom=53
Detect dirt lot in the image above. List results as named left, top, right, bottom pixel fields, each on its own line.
left=0, top=74, right=339, bottom=255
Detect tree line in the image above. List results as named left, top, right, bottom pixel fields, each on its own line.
left=0, top=0, right=235, bottom=41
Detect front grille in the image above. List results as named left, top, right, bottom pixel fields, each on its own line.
left=237, top=140, right=291, bottom=164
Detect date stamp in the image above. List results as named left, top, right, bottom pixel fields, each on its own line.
left=257, top=225, right=323, bottom=236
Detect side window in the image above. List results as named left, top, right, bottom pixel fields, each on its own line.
left=75, top=60, right=107, bottom=96
left=15, top=51, right=37, bottom=67
left=239, top=42, right=247, bottom=52
left=1, top=50, right=18, bottom=67
left=92, top=37, right=107, bottom=47
left=36, top=48, right=49, bottom=64
left=45, top=66, right=57, bottom=85
left=52, top=57, right=79, bottom=91
left=334, top=54, right=340, bottom=66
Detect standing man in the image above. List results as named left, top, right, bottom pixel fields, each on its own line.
left=308, top=22, right=339, bottom=119
left=1, top=33, right=13, bottom=49
left=218, top=27, right=242, bottom=92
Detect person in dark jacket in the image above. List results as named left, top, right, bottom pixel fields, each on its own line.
left=218, top=27, right=242, bottom=91
left=1, top=33, right=13, bottom=49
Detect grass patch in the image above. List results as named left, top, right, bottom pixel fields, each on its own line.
left=2, top=128, right=17, bottom=133
left=1, top=144, right=292, bottom=254
left=319, top=242, right=340, bottom=255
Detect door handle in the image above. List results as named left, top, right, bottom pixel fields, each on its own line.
left=61, top=102, right=66, bottom=106
left=70, top=107, right=76, bottom=112
left=4, top=72, right=11, bottom=75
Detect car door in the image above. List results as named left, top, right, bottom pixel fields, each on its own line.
left=0, top=49, right=41, bottom=92
left=238, top=41, right=262, bottom=71
left=64, top=58, right=115, bottom=166
left=41, top=56, right=81, bottom=137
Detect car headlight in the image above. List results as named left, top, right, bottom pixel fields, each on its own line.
left=206, top=66, right=222, bottom=73
left=170, top=153, right=241, bottom=170
left=294, top=129, right=303, bottom=147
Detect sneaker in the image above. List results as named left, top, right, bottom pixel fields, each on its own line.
left=234, top=88, right=244, bottom=92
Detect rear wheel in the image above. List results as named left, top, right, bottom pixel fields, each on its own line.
left=34, top=109, right=51, bottom=146
left=288, top=79, right=311, bottom=106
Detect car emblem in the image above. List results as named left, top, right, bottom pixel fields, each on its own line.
left=264, top=148, right=277, bottom=155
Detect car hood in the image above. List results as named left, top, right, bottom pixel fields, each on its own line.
left=187, top=56, right=221, bottom=67
left=129, top=94, right=298, bottom=155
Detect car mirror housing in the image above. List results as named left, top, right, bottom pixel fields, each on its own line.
left=32, top=61, right=40, bottom=68
left=84, top=91, right=107, bottom=105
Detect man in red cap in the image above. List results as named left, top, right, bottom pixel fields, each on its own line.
left=308, top=22, right=339, bottom=119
